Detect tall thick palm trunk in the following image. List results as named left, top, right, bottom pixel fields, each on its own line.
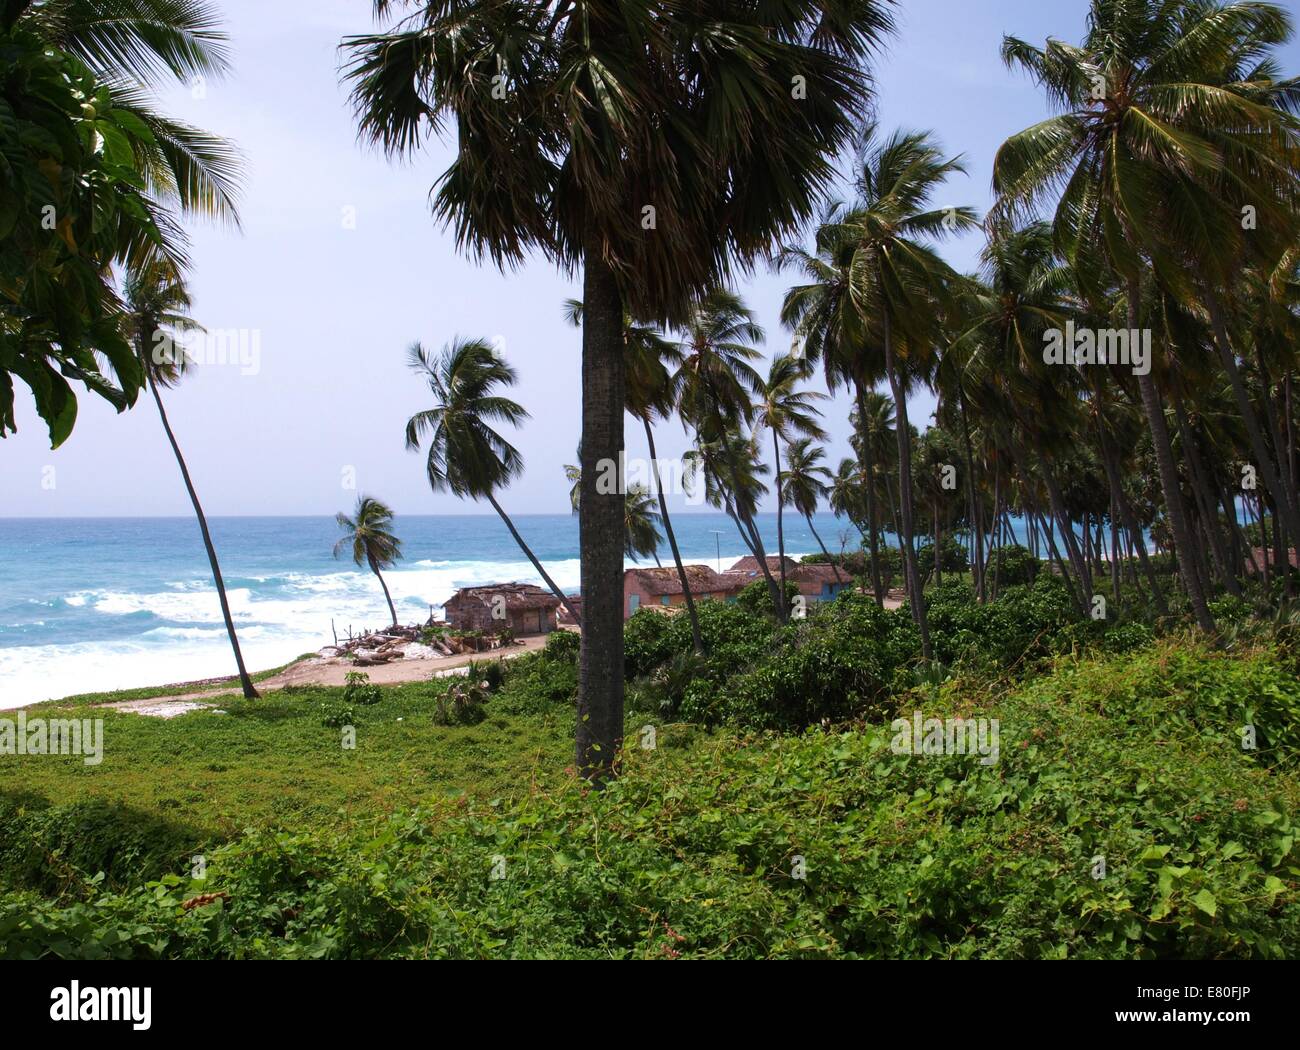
left=882, top=318, right=931, bottom=659
left=1127, top=282, right=1215, bottom=632
left=855, top=387, right=884, bottom=604
left=644, top=418, right=704, bottom=652
left=576, top=246, right=626, bottom=781
left=148, top=375, right=258, bottom=699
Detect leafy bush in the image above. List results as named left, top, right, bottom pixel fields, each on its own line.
left=701, top=594, right=916, bottom=730
left=917, top=534, right=969, bottom=582
left=735, top=577, right=800, bottom=618
left=987, top=544, right=1039, bottom=587
left=343, top=672, right=382, bottom=706
left=5, top=639, right=1296, bottom=960
left=433, top=678, right=488, bottom=726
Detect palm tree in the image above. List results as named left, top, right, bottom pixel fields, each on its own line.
left=334, top=495, right=404, bottom=627
left=817, top=128, right=979, bottom=657
left=343, top=0, right=897, bottom=778
left=122, top=257, right=258, bottom=699
left=21, top=0, right=242, bottom=235
left=781, top=437, right=843, bottom=583
left=755, top=354, right=827, bottom=606
left=405, top=338, right=581, bottom=626
left=991, top=0, right=1300, bottom=630
left=564, top=300, right=704, bottom=652
left=562, top=460, right=664, bottom=567
left=672, top=290, right=787, bottom=614
left=623, top=485, right=664, bottom=566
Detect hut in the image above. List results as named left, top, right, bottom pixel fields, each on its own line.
left=443, top=583, right=560, bottom=636
left=623, top=565, right=747, bottom=618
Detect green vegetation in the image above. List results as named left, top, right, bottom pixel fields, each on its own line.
left=2, top=628, right=1297, bottom=959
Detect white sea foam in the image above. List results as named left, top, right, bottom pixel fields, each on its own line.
left=0, top=548, right=783, bottom=709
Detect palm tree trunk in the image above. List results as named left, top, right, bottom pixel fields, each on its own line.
left=807, top=515, right=844, bottom=584
left=644, top=418, right=703, bottom=653
left=1201, top=286, right=1300, bottom=557
left=771, top=429, right=789, bottom=614
left=882, top=314, right=931, bottom=660
left=1098, top=426, right=1166, bottom=616
left=485, top=491, right=581, bottom=626
left=576, top=242, right=625, bottom=781
left=1128, top=280, right=1215, bottom=633
left=369, top=556, right=399, bottom=626
left=957, top=385, right=985, bottom=602
left=148, top=375, right=258, bottom=699
left=855, top=386, right=884, bottom=604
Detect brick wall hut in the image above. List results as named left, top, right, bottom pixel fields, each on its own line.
left=443, top=583, right=560, bottom=636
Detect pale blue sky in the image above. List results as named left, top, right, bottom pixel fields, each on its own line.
left=3, top=0, right=1292, bottom=517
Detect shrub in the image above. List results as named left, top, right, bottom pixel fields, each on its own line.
left=735, top=577, right=800, bottom=618
left=433, top=678, right=488, bottom=726
left=917, top=534, right=969, bottom=582
left=987, top=544, right=1039, bottom=587
left=343, top=672, right=382, bottom=706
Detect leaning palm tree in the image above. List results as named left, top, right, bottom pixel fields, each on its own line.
left=781, top=437, right=843, bottom=584
left=405, top=338, right=580, bottom=626
left=343, top=0, right=897, bottom=778
left=816, top=127, right=979, bottom=657
left=754, top=354, right=827, bottom=606
left=122, top=256, right=258, bottom=699
left=672, top=290, right=787, bottom=614
left=334, top=495, right=403, bottom=627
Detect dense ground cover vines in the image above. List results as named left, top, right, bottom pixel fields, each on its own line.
left=2, top=637, right=1296, bottom=959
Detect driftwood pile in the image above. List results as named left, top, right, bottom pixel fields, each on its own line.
left=320, top=623, right=501, bottom=666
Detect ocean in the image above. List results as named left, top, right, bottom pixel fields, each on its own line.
left=0, top=512, right=861, bottom=708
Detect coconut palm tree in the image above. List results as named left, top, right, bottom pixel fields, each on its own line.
left=20, top=0, right=242, bottom=233
left=991, top=0, right=1300, bottom=630
left=672, top=290, right=787, bottom=614
left=814, top=127, right=979, bottom=656
left=405, top=338, right=580, bottom=626
left=343, top=0, right=897, bottom=778
left=754, top=354, right=827, bottom=606
left=562, top=461, right=664, bottom=567
left=781, top=437, right=843, bottom=583
left=122, top=256, right=258, bottom=699
left=334, top=495, right=404, bottom=627
left=623, top=485, right=664, bottom=566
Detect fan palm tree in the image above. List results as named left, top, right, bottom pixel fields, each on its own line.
left=405, top=338, right=580, bottom=626
left=334, top=495, right=404, bottom=627
left=122, top=256, right=257, bottom=699
left=991, top=0, right=1300, bottom=630
left=781, top=437, right=843, bottom=583
left=343, top=0, right=897, bottom=777
left=755, top=354, right=827, bottom=606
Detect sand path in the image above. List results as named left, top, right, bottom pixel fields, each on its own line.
left=98, top=634, right=552, bottom=718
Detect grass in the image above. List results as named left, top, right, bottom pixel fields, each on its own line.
left=3, top=635, right=1298, bottom=958
left=0, top=677, right=580, bottom=891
